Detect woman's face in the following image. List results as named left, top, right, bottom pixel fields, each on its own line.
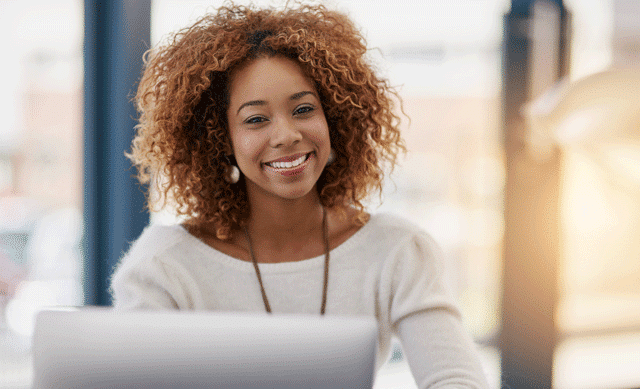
left=226, top=55, right=331, bottom=203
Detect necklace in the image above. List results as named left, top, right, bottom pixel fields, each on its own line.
left=243, top=207, right=330, bottom=315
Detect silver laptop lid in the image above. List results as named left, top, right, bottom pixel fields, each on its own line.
left=33, top=308, right=377, bottom=389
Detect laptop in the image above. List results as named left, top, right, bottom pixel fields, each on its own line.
left=32, top=308, right=378, bottom=389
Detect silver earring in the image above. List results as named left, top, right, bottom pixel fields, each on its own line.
left=326, top=148, right=336, bottom=166
left=225, top=164, right=240, bottom=184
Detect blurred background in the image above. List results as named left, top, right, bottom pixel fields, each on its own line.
left=1, top=0, right=639, bottom=388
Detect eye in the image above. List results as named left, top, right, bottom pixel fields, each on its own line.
left=293, top=105, right=314, bottom=116
left=244, top=115, right=268, bottom=125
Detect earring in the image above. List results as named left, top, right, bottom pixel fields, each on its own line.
left=326, top=148, right=336, bottom=166
left=223, top=155, right=241, bottom=184
left=225, top=164, right=240, bottom=184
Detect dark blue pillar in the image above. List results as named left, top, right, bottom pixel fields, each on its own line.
left=83, top=0, right=151, bottom=306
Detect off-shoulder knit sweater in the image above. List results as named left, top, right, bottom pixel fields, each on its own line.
left=110, top=213, right=489, bottom=388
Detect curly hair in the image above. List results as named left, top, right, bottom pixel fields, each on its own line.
left=128, top=1, right=405, bottom=239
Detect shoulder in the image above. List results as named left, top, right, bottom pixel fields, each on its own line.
left=340, top=212, right=441, bottom=264
left=110, top=223, right=194, bottom=309
left=115, top=223, right=190, bottom=272
left=367, top=215, right=453, bottom=312
left=129, top=223, right=188, bottom=257
left=363, top=212, right=433, bottom=244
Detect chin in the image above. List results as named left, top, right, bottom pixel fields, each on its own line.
left=273, top=186, right=316, bottom=201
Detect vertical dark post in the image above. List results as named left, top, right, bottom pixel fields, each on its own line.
left=83, top=0, right=151, bottom=306
left=501, top=0, right=570, bottom=387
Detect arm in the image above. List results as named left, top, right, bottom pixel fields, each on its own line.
left=397, top=309, right=489, bottom=388
left=384, top=231, right=489, bottom=388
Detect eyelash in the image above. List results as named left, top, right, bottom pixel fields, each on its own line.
left=243, top=105, right=315, bottom=125
left=245, top=116, right=267, bottom=124
left=294, top=105, right=314, bottom=115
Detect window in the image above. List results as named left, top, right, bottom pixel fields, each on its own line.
left=0, top=1, right=84, bottom=388
left=553, top=1, right=640, bottom=387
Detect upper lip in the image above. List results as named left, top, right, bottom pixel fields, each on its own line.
left=264, top=152, right=310, bottom=164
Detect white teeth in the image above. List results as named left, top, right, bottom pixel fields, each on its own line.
left=267, top=154, right=308, bottom=169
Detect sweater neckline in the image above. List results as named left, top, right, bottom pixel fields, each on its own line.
left=176, top=214, right=377, bottom=272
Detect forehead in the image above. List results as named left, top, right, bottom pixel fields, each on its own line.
left=227, top=56, right=316, bottom=105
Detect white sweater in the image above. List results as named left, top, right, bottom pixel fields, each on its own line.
left=110, top=213, right=488, bottom=388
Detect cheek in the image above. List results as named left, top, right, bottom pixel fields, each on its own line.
left=232, top=132, right=268, bottom=162
left=307, top=132, right=329, bottom=147
left=310, top=120, right=331, bottom=147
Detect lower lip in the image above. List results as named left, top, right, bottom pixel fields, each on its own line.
left=265, top=153, right=313, bottom=177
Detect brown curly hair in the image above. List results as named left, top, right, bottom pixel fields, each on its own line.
left=128, top=1, right=405, bottom=239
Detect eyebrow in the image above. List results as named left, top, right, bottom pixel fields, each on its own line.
left=235, top=90, right=316, bottom=115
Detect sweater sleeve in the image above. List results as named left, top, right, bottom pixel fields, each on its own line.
left=398, top=310, right=489, bottom=388
left=386, top=232, right=489, bottom=388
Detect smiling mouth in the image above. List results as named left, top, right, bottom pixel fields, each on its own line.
left=264, top=153, right=312, bottom=169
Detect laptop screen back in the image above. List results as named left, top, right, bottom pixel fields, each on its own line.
left=33, top=309, right=377, bottom=389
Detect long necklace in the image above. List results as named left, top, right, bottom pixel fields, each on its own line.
left=243, top=207, right=330, bottom=315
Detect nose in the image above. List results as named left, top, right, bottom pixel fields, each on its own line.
left=269, top=116, right=302, bottom=148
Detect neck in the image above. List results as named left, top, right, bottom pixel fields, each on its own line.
left=245, top=191, right=324, bottom=251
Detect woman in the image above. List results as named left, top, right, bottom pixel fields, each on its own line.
left=111, top=3, right=488, bottom=387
